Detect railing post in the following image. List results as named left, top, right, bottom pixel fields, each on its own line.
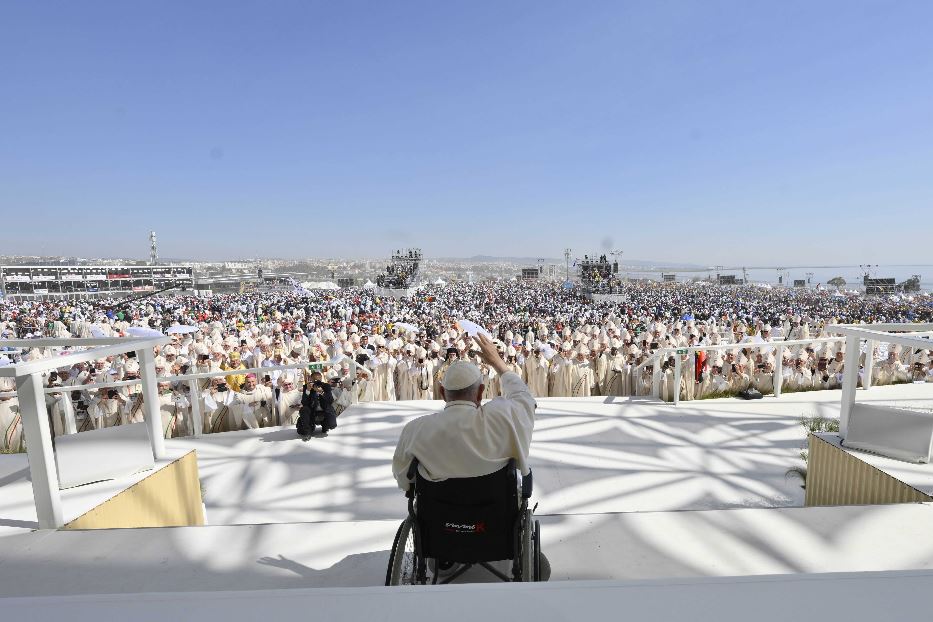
left=673, top=354, right=682, bottom=407
left=652, top=356, right=662, bottom=398
left=188, top=379, right=202, bottom=437
left=61, top=392, right=78, bottom=435
left=137, top=348, right=166, bottom=459
left=840, top=335, right=860, bottom=438
left=774, top=344, right=784, bottom=399
left=17, top=373, right=64, bottom=529
left=863, top=339, right=875, bottom=390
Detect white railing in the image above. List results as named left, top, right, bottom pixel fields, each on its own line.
left=0, top=333, right=366, bottom=530
left=0, top=336, right=171, bottom=529
left=1, top=358, right=362, bottom=439
left=653, top=337, right=846, bottom=405
left=826, top=323, right=933, bottom=437
left=653, top=324, right=933, bottom=406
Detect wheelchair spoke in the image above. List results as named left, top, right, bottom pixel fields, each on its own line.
left=399, top=525, right=416, bottom=584
left=388, top=517, right=425, bottom=586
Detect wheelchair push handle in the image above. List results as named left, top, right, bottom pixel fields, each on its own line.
left=406, top=458, right=420, bottom=499
left=521, top=469, right=533, bottom=499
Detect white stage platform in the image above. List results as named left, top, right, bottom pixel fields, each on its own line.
left=7, top=570, right=933, bottom=622
left=5, top=385, right=928, bottom=537
left=170, top=383, right=930, bottom=526
left=2, top=384, right=933, bottom=599
left=177, top=394, right=815, bottom=527
left=2, top=503, right=933, bottom=597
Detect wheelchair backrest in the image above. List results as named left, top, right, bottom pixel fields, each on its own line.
left=412, top=460, right=520, bottom=563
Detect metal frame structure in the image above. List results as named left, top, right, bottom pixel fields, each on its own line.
left=826, top=323, right=933, bottom=438
left=0, top=336, right=171, bottom=529
left=0, top=336, right=362, bottom=529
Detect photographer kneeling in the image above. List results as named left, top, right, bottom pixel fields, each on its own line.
left=297, top=371, right=337, bottom=438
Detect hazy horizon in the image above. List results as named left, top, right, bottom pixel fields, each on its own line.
left=3, top=2, right=932, bottom=263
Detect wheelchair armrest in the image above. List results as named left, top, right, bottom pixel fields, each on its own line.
left=521, top=469, right=533, bottom=499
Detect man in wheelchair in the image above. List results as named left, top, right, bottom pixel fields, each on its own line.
left=388, top=332, right=547, bottom=585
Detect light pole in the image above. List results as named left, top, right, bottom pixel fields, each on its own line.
left=564, top=248, right=572, bottom=282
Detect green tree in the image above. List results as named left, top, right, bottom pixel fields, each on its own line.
left=828, top=276, right=846, bottom=287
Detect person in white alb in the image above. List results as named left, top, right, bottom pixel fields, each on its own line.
left=392, top=332, right=536, bottom=488
left=391, top=332, right=548, bottom=579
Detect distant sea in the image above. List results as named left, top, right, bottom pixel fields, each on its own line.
left=619, top=264, right=933, bottom=293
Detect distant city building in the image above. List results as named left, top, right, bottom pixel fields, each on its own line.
left=0, top=265, right=193, bottom=300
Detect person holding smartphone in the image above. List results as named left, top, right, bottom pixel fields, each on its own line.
left=88, top=387, right=128, bottom=429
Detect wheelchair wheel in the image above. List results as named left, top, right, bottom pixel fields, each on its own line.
left=519, top=509, right=534, bottom=582
left=533, top=519, right=541, bottom=581
left=386, top=517, right=418, bottom=585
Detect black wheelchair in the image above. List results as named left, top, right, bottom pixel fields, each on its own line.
left=385, top=458, right=542, bottom=585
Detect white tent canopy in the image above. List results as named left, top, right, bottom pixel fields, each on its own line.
left=300, top=281, right=340, bottom=291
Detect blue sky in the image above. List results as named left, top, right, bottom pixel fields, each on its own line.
left=2, top=1, right=932, bottom=263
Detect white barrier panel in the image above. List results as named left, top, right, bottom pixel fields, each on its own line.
left=843, top=403, right=933, bottom=464
left=55, top=422, right=155, bottom=489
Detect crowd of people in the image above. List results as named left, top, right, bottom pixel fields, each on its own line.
left=2, top=281, right=932, bottom=452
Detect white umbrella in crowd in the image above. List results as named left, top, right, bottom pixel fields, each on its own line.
left=166, top=324, right=199, bottom=335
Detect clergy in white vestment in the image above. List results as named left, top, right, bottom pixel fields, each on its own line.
left=354, top=365, right=376, bottom=403
left=236, top=374, right=275, bottom=427
left=395, top=347, right=417, bottom=401
left=571, top=348, right=595, bottom=397
left=522, top=347, right=549, bottom=398
left=158, top=383, right=189, bottom=439
left=0, top=379, right=23, bottom=452
left=410, top=357, right=433, bottom=400
left=549, top=344, right=575, bottom=397
left=277, top=373, right=304, bottom=425
left=87, top=389, right=129, bottom=428
left=203, top=379, right=239, bottom=433
left=603, top=346, right=628, bottom=396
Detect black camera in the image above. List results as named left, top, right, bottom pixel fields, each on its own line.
left=217, top=384, right=228, bottom=392
left=260, top=400, right=267, bottom=408
left=107, top=389, right=118, bottom=399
